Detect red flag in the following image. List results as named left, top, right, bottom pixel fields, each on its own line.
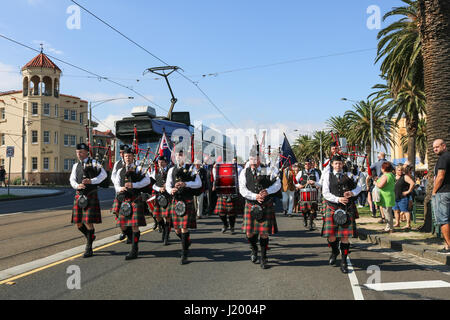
left=133, top=125, right=139, bottom=160
left=108, top=147, right=112, bottom=170
left=191, top=134, right=195, bottom=164
left=366, top=155, right=372, bottom=177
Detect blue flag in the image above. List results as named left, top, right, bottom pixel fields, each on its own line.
left=280, top=135, right=297, bottom=168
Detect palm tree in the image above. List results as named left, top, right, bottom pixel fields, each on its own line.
left=370, top=79, right=426, bottom=173
left=292, top=134, right=314, bottom=163
left=343, top=100, right=396, bottom=160
left=376, top=0, right=423, bottom=95
left=326, top=116, right=351, bottom=142
left=417, top=0, right=450, bottom=232
left=400, top=118, right=427, bottom=164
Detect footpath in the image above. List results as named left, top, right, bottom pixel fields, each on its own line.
left=0, top=186, right=64, bottom=201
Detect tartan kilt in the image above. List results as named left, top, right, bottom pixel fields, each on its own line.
left=319, top=198, right=327, bottom=215
left=214, top=196, right=239, bottom=216
left=169, top=199, right=197, bottom=230
left=111, top=197, right=147, bottom=228
left=298, top=201, right=319, bottom=213
left=72, top=190, right=102, bottom=224
left=150, top=191, right=171, bottom=219
left=321, top=204, right=356, bottom=238
left=242, top=200, right=278, bottom=236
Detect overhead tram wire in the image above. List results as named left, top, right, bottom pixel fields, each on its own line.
left=70, top=0, right=237, bottom=129
left=0, top=33, right=168, bottom=114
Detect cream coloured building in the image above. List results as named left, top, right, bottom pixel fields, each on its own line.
left=0, top=52, right=89, bottom=185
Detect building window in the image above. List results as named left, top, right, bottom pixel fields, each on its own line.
left=64, top=109, right=69, bottom=120
left=80, top=113, right=84, bottom=124
left=32, top=157, right=38, bottom=171
left=1, top=133, right=5, bottom=145
left=32, top=131, right=38, bottom=144
left=43, top=131, right=50, bottom=144
left=70, top=110, right=77, bottom=121
left=0, top=108, right=5, bottom=120
left=80, top=136, right=84, bottom=144
left=70, top=135, right=76, bottom=147
left=0, top=158, right=4, bottom=166
left=32, top=103, right=38, bottom=116
left=64, top=159, right=76, bottom=171
left=54, top=157, right=58, bottom=171
left=54, top=132, right=58, bottom=144
left=43, top=103, right=50, bottom=116
left=64, top=134, right=69, bottom=147
left=55, top=104, right=59, bottom=118
left=43, top=157, right=49, bottom=170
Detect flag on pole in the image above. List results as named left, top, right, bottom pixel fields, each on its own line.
left=157, top=130, right=173, bottom=166
left=280, top=133, right=297, bottom=168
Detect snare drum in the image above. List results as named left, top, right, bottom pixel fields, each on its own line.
left=300, top=186, right=318, bottom=203
left=215, top=163, right=239, bottom=196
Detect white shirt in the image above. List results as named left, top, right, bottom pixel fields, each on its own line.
left=239, top=166, right=281, bottom=201
left=322, top=170, right=361, bottom=204
left=165, top=165, right=202, bottom=194
left=113, top=164, right=151, bottom=193
left=295, top=170, right=320, bottom=188
left=70, top=157, right=107, bottom=190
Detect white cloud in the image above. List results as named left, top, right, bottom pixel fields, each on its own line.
left=32, top=40, right=63, bottom=55
left=0, top=62, right=22, bottom=92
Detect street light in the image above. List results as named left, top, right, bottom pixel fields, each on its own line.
left=341, top=97, right=374, bottom=164
left=88, top=97, right=134, bottom=144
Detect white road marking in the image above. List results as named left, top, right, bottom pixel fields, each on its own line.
left=347, top=257, right=364, bottom=300
left=364, top=280, right=450, bottom=292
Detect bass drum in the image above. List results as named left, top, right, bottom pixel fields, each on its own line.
left=215, top=163, right=239, bottom=196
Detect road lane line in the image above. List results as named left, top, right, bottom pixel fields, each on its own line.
left=0, top=226, right=155, bottom=285
left=347, top=257, right=364, bottom=300
left=364, top=280, right=450, bottom=292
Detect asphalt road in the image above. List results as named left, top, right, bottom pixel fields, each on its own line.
left=0, top=188, right=116, bottom=215
left=1, top=212, right=450, bottom=300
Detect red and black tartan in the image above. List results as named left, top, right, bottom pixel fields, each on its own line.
left=111, top=196, right=147, bottom=228
left=150, top=190, right=170, bottom=219
left=214, top=196, right=239, bottom=216
left=298, top=202, right=319, bottom=213
left=321, top=203, right=357, bottom=238
left=71, top=190, right=102, bottom=224
left=242, top=201, right=278, bottom=236
left=169, top=199, right=197, bottom=230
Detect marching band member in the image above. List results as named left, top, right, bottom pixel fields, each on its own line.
left=70, top=143, right=107, bottom=258
left=295, top=158, right=320, bottom=230
left=239, top=147, right=281, bottom=269
left=281, top=164, right=296, bottom=217
left=166, top=150, right=202, bottom=265
left=321, top=154, right=361, bottom=273
left=111, top=144, right=131, bottom=242
left=318, top=142, right=341, bottom=216
left=150, top=155, right=172, bottom=245
left=111, top=147, right=150, bottom=260
left=213, top=163, right=240, bottom=235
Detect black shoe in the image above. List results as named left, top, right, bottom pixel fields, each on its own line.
left=83, top=247, right=93, bottom=258
left=119, top=233, right=126, bottom=241
left=180, top=251, right=188, bottom=265
left=283, top=210, right=287, bottom=216
left=260, top=258, right=268, bottom=269
left=251, top=248, right=258, bottom=264
left=340, top=258, right=349, bottom=273
left=221, top=226, right=228, bottom=233
left=230, top=228, right=235, bottom=235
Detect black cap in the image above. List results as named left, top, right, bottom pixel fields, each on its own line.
left=158, top=155, right=167, bottom=162
left=331, top=154, right=344, bottom=162
left=330, top=141, right=338, bottom=147
left=76, top=143, right=89, bottom=151
left=123, top=146, right=134, bottom=154
left=305, top=158, right=312, bottom=163
left=119, top=144, right=129, bottom=151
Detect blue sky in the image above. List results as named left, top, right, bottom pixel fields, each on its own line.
left=0, top=0, right=404, bottom=146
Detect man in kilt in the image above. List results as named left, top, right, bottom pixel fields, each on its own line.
left=111, top=147, right=150, bottom=260
left=295, top=158, right=320, bottom=230
left=70, top=143, right=107, bottom=258
left=321, top=154, right=361, bottom=273
left=212, top=163, right=241, bottom=234
left=150, top=155, right=172, bottom=245
left=318, top=142, right=340, bottom=216
left=166, top=150, right=202, bottom=265
left=239, top=148, right=281, bottom=269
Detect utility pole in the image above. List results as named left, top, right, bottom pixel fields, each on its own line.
left=21, top=116, right=25, bottom=185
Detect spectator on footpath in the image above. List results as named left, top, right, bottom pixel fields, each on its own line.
left=375, top=162, right=396, bottom=233
left=357, top=167, right=368, bottom=207
left=0, top=165, right=6, bottom=187
left=370, top=152, right=388, bottom=178
left=431, top=139, right=450, bottom=254
left=393, top=164, right=415, bottom=230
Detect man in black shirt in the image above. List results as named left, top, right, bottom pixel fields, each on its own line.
left=432, top=139, right=450, bottom=253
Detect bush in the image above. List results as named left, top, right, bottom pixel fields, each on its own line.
left=13, top=177, right=22, bottom=185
